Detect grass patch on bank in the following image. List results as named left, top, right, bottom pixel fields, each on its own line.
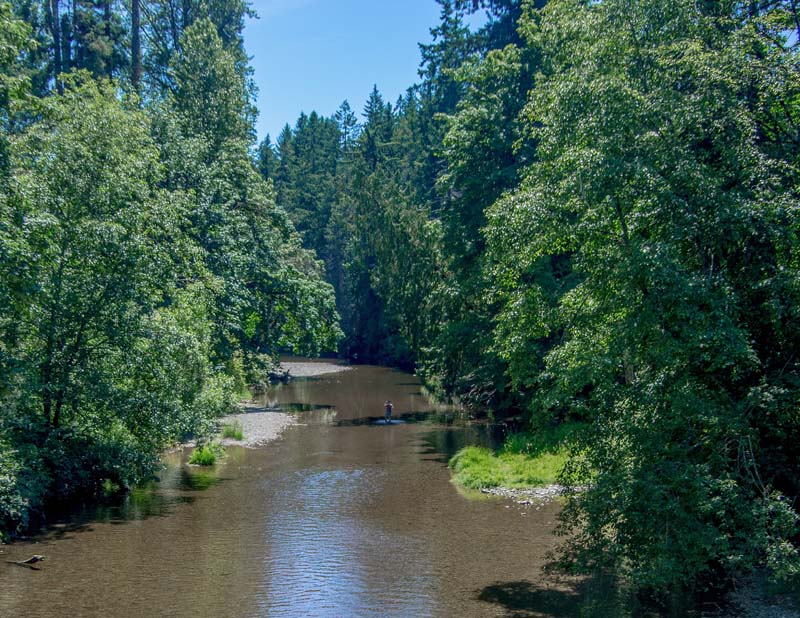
left=449, top=423, right=585, bottom=489
left=188, top=443, right=224, bottom=466
left=449, top=447, right=567, bottom=488
left=221, top=420, right=244, bottom=441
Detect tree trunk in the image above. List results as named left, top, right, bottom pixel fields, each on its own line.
left=169, top=0, right=180, bottom=54
left=52, top=391, right=64, bottom=428
left=131, top=0, right=142, bottom=89
left=181, top=0, right=191, bottom=31
left=104, top=0, right=113, bottom=77
left=47, top=0, right=63, bottom=93
left=60, top=12, right=71, bottom=74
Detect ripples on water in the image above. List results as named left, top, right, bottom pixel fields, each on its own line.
left=260, top=468, right=435, bottom=617
left=1, top=363, right=576, bottom=618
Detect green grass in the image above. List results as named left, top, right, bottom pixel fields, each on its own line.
left=221, top=420, right=244, bottom=441
left=449, top=446, right=567, bottom=489
left=448, top=423, right=584, bottom=489
left=188, top=444, right=222, bottom=466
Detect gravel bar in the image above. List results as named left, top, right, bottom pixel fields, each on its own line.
left=220, top=361, right=351, bottom=448
left=219, top=403, right=296, bottom=448
left=480, top=485, right=571, bottom=505
left=279, top=360, right=352, bottom=378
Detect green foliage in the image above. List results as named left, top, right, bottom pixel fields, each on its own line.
left=0, top=2, right=31, bottom=118
left=481, top=0, right=800, bottom=596
left=0, top=78, right=239, bottom=505
left=0, top=3, right=342, bottom=540
left=221, top=421, right=243, bottom=441
left=7, top=76, right=184, bottom=429
left=501, top=422, right=586, bottom=456
left=415, top=4, right=535, bottom=408
left=188, top=443, right=222, bottom=466
left=157, top=18, right=341, bottom=363
left=0, top=439, right=28, bottom=541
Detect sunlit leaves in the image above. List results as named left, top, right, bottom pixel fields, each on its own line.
left=484, top=0, right=800, bottom=591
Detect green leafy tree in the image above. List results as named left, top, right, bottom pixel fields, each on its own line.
left=334, top=99, right=359, bottom=151
left=158, top=18, right=340, bottom=364
left=486, top=0, right=800, bottom=594
left=8, top=77, right=182, bottom=429
left=349, top=172, right=443, bottom=364
left=140, top=0, right=254, bottom=94
left=419, top=2, right=534, bottom=406
left=0, top=1, right=31, bottom=180
left=0, top=77, right=227, bottom=536
left=278, top=111, right=340, bottom=257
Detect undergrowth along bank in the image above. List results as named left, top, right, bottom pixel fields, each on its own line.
left=449, top=423, right=584, bottom=490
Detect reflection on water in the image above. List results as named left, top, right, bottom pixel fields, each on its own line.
left=260, top=467, right=436, bottom=617
left=179, top=468, right=222, bottom=492
left=1, top=362, right=581, bottom=618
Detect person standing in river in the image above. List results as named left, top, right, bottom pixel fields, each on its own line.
left=384, top=400, right=393, bottom=424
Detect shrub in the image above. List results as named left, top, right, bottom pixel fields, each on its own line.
left=0, top=442, right=27, bottom=542
left=501, top=422, right=586, bottom=456
left=188, top=444, right=222, bottom=466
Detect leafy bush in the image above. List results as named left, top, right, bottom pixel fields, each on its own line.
left=188, top=444, right=223, bottom=466
left=501, top=423, right=586, bottom=456
left=0, top=441, right=27, bottom=542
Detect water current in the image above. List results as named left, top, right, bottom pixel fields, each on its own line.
left=1, top=361, right=581, bottom=617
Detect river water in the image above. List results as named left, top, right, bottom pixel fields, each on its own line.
left=1, top=362, right=582, bottom=618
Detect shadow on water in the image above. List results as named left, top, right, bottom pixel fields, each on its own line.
left=247, top=401, right=337, bottom=415
left=412, top=424, right=506, bottom=463
left=476, top=577, right=638, bottom=618
left=178, top=467, right=230, bottom=491
left=279, top=402, right=336, bottom=413
left=476, top=577, right=716, bottom=618
left=40, top=490, right=198, bottom=541
left=36, top=458, right=226, bottom=540
left=476, top=580, right=583, bottom=618
left=334, top=409, right=477, bottom=428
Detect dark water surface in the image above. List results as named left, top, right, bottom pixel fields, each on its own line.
left=1, top=363, right=579, bottom=618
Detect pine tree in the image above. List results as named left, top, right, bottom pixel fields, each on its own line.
left=256, top=134, right=278, bottom=181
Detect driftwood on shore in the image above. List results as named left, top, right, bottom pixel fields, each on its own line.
left=5, top=555, right=45, bottom=569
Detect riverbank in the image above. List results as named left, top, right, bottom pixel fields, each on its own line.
left=449, top=445, right=568, bottom=489
left=448, top=424, right=584, bottom=505
left=218, top=360, right=352, bottom=448
left=480, top=485, right=569, bottom=505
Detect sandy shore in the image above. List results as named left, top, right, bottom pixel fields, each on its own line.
left=220, top=360, right=351, bottom=447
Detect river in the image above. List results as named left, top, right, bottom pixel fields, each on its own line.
left=1, top=361, right=581, bottom=617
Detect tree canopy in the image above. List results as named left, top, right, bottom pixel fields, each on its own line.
left=2, top=0, right=799, bottom=604
left=256, top=0, right=800, bottom=601
left=0, top=0, right=339, bottom=539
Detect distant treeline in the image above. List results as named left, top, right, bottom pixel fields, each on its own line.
left=261, top=0, right=800, bottom=600
left=0, top=1, right=339, bottom=539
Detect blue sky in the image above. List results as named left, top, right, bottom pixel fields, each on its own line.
left=244, top=0, right=480, bottom=143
